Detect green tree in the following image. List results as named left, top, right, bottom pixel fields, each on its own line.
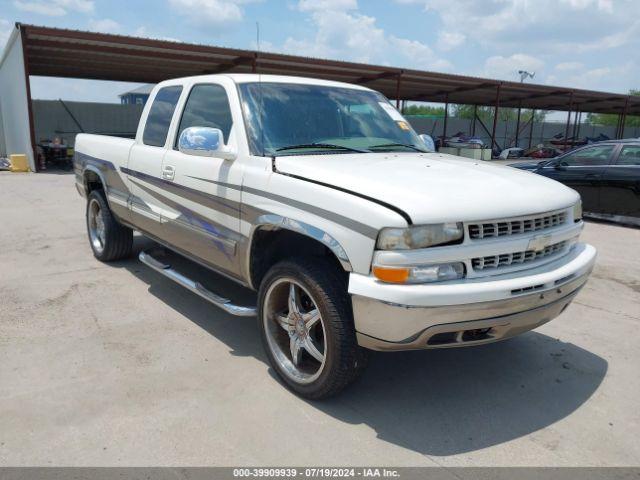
left=403, top=103, right=546, bottom=122
left=452, top=105, right=546, bottom=122
left=586, top=89, right=640, bottom=127
left=402, top=104, right=445, bottom=116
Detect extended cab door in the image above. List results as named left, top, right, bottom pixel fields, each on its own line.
left=159, top=81, right=245, bottom=279
left=125, top=85, right=183, bottom=239
left=537, top=143, right=616, bottom=213
left=599, top=144, right=640, bottom=218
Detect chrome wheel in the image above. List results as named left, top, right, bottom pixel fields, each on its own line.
left=263, top=278, right=327, bottom=384
left=88, top=198, right=106, bottom=254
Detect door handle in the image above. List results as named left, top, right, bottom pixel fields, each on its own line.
left=162, top=165, right=175, bottom=181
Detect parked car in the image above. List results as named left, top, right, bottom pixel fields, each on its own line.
left=442, top=131, right=484, bottom=149
left=523, top=145, right=562, bottom=159
left=499, top=147, right=525, bottom=159
left=74, top=74, right=596, bottom=398
left=511, top=140, right=640, bottom=222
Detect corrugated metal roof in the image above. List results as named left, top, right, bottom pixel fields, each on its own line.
left=118, top=84, right=155, bottom=97
left=15, top=23, right=640, bottom=116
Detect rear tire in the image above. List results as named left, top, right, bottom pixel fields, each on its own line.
left=258, top=257, right=368, bottom=399
left=86, top=189, right=133, bottom=262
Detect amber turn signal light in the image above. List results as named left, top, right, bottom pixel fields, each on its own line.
left=372, top=266, right=410, bottom=284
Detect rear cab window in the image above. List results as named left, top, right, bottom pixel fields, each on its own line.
left=143, top=85, right=183, bottom=147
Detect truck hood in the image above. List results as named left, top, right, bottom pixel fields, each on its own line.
left=274, top=152, right=579, bottom=224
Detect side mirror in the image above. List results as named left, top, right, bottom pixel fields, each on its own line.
left=178, top=126, right=236, bottom=160
left=554, top=161, right=568, bottom=171
left=419, top=134, right=436, bottom=152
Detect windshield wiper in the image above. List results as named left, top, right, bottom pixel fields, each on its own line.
left=275, top=143, right=369, bottom=154
left=368, top=142, right=426, bottom=152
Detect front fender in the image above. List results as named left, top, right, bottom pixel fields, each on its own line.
left=244, top=214, right=353, bottom=289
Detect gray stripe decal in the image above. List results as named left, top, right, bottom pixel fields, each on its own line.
left=130, top=195, right=161, bottom=221
left=75, top=151, right=130, bottom=194
left=187, top=175, right=378, bottom=239
left=130, top=180, right=243, bottom=252
left=132, top=188, right=238, bottom=261
left=78, top=150, right=377, bottom=238
left=122, top=167, right=242, bottom=218
left=75, top=151, right=117, bottom=170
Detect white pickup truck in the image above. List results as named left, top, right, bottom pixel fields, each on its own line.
left=74, top=74, right=596, bottom=398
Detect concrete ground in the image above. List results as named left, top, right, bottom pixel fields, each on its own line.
left=1, top=171, right=639, bottom=467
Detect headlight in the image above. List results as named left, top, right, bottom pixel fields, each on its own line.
left=573, top=200, right=582, bottom=222
left=376, top=223, right=464, bottom=250
left=373, top=262, right=465, bottom=284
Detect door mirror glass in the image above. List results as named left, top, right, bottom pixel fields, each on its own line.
left=178, top=127, right=235, bottom=159
left=419, top=134, right=436, bottom=152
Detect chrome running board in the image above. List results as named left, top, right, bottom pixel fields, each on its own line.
left=138, top=250, right=257, bottom=317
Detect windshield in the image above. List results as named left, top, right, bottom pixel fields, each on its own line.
left=238, top=82, right=426, bottom=156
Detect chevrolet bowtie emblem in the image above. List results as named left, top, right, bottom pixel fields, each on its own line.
left=528, top=234, right=553, bottom=252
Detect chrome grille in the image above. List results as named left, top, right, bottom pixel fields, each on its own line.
left=468, top=212, right=567, bottom=239
left=472, top=240, right=567, bottom=271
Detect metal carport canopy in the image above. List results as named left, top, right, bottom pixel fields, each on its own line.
left=19, top=23, right=640, bottom=116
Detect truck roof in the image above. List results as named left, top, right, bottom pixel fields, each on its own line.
left=155, top=73, right=373, bottom=91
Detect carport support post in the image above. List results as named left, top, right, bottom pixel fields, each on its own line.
left=515, top=102, right=522, bottom=147
left=395, top=72, right=402, bottom=109
left=619, top=96, right=630, bottom=139
left=528, top=109, right=535, bottom=149
left=615, top=114, right=622, bottom=139
left=490, top=83, right=501, bottom=153
left=472, top=105, right=477, bottom=136
left=20, top=26, right=38, bottom=172
left=564, top=91, right=574, bottom=150
left=618, top=114, right=623, bottom=139
left=572, top=108, right=581, bottom=141
left=443, top=93, right=449, bottom=140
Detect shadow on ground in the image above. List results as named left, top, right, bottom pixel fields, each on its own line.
left=113, top=236, right=608, bottom=457
left=38, top=165, right=75, bottom=175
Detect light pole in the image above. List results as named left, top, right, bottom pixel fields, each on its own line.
left=518, top=70, right=535, bottom=83
left=516, top=71, right=535, bottom=147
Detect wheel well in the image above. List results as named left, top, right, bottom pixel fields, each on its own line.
left=84, top=170, right=104, bottom=194
left=249, top=228, right=348, bottom=289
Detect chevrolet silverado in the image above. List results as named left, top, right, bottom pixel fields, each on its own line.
left=74, top=74, right=596, bottom=398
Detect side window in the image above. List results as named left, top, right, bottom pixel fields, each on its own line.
left=560, top=145, right=614, bottom=167
left=175, top=84, right=233, bottom=147
left=142, top=86, right=183, bottom=147
left=617, top=145, right=640, bottom=166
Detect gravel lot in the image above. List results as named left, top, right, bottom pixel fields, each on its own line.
left=1, top=171, right=639, bottom=467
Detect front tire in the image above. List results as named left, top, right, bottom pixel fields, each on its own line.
left=258, top=257, right=367, bottom=399
left=86, top=189, right=132, bottom=262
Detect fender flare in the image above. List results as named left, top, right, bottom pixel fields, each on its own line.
left=82, top=164, right=109, bottom=196
left=245, top=213, right=353, bottom=289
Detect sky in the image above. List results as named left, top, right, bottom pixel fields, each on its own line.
left=0, top=0, right=638, bottom=104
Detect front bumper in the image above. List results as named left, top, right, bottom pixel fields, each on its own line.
left=349, top=243, right=596, bottom=351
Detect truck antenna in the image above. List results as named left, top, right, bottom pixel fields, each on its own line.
left=256, top=21, right=260, bottom=52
